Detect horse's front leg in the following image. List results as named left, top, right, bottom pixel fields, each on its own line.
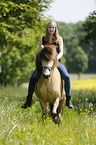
left=39, top=99, right=48, bottom=120
left=52, top=98, right=59, bottom=114
left=52, top=97, right=61, bottom=124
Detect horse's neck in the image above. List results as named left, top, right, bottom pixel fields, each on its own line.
left=41, top=68, right=55, bottom=84
left=41, top=74, right=51, bottom=83
left=51, top=68, right=54, bottom=75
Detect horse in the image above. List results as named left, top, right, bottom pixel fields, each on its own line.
left=35, top=44, right=66, bottom=124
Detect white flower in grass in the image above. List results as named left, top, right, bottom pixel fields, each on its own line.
left=89, top=102, right=93, bottom=108
left=86, top=98, right=88, bottom=101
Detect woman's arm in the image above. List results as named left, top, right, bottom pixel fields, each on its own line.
left=57, top=36, right=63, bottom=60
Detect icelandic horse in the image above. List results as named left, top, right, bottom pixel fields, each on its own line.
left=35, top=44, right=66, bottom=124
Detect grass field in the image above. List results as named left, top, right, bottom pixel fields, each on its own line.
left=0, top=75, right=96, bottom=145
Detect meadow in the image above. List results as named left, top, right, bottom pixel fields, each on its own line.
left=0, top=75, right=96, bottom=145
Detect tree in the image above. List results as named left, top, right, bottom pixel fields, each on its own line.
left=0, top=0, right=53, bottom=85
left=83, top=10, right=96, bottom=42
left=0, top=0, right=52, bottom=48
left=80, top=10, right=96, bottom=72
left=67, top=46, right=88, bottom=79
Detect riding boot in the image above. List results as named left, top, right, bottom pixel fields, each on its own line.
left=21, top=95, right=32, bottom=109
left=21, top=70, right=36, bottom=109
left=66, top=96, right=74, bottom=109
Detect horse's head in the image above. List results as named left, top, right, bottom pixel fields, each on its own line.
left=35, top=44, right=59, bottom=80
left=42, top=59, right=54, bottom=79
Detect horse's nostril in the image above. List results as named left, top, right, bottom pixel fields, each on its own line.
left=43, top=74, right=50, bottom=79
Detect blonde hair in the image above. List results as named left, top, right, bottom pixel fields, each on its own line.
left=45, top=21, right=61, bottom=44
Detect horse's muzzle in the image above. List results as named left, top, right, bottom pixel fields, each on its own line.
left=43, top=74, right=50, bottom=79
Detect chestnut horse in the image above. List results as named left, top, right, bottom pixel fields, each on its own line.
left=35, top=45, right=66, bottom=124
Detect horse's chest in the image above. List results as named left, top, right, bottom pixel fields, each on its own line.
left=39, top=83, right=58, bottom=102
left=37, top=73, right=61, bottom=103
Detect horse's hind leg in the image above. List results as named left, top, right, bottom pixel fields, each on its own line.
left=57, top=98, right=65, bottom=118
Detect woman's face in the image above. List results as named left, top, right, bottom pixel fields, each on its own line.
left=47, top=23, right=55, bottom=35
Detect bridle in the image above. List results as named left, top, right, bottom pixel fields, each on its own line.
left=42, top=66, right=53, bottom=73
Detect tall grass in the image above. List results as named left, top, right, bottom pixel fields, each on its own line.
left=0, top=79, right=96, bottom=145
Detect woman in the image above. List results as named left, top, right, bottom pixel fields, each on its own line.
left=21, top=21, right=74, bottom=109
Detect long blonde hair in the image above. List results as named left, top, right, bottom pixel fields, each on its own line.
left=45, top=21, right=61, bottom=45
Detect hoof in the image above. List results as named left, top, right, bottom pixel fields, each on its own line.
left=52, top=113, right=61, bottom=125
left=54, top=116, right=61, bottom=125
left=52, top=113, right=57, bottom=121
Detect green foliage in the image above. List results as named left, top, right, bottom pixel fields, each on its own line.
left=0, top=86, right=96, bottom=144
left=1, top=27, right=45, bottom=85
left=66, top=46, right=88, bottom=77
left=0, top=0, right=52, bottom=85
left=83, top=10, right=96, bottom=41
left=80, top=10, right=96, bottom=72
left=0, top=0, right=52, bottom=46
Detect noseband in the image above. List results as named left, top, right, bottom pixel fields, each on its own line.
left=42, top=66, right=53, bottom=72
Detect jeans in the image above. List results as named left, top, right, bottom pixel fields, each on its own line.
left=58, top=62, right=71, bottom=96
left=28, top=70, right=36, bottom=97
left=28, top=62, right=71, bottom=97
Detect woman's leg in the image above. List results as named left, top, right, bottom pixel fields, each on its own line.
left=28, top=70, right=36, bottom=97
left=21, top=70, right=36, bottom=109
left=58, top=62, right=74, bottom=109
